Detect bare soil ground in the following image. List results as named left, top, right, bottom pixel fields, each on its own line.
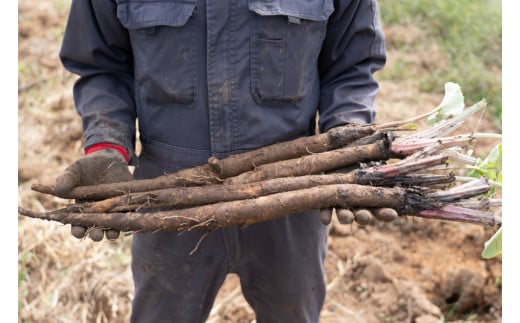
left=18, top=1, right=502, bottom=322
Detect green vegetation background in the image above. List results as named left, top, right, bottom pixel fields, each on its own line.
left=378, top=0, right=502, bottom=127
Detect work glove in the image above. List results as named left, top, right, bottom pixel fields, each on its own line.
left=54, top=146, right=133, bottom=241
left=318, top=124, right=400, bottom=226
left=319, top=157, right=399, bottom=226
left=319, top=207, right=399, bottom=226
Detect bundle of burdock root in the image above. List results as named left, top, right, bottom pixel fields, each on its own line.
left=19, top=91, right=502, bottom=237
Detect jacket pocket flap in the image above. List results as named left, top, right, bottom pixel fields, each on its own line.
left=117, top=1, right=197, bottom=29
left=248, top=0, right=333, bottom=21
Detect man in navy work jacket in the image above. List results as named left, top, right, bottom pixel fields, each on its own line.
left=54, top=0, right=387, bottom=322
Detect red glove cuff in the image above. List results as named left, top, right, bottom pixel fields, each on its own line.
left=84, top=143, right=129, bottom=164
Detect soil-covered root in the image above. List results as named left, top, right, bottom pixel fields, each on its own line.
left=19, top=180, right=500, bottom=234
left=209, top=124, right=379, bottom=178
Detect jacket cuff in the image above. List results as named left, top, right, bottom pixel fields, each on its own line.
left=84, top=143, right=130, bottom=164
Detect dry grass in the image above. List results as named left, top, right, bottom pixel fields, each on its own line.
left=18, top=217, right=134, bottom=323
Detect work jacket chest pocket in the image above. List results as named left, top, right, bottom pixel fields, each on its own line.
left=117, top=0, right=198, bottom=106
left=248, top=0, right=334, bottom=105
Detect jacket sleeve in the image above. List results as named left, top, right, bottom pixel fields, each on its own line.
left=317, top=0, right=386, bottom=132
left=59, top=0, right=137, bottom=160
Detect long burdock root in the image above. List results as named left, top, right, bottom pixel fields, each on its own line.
left=18, top=180, right=500, bottom=234
left=208, top=124, right=379, bottom=178
left=18, top=184, right=419, bottom=233
left=35, top=156, right=456, bottom=214
left=31, top=164, right=222, bottom=200
left=22, top=98, right=501, bottom=236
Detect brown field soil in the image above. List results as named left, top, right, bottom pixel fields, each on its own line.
left=18, top=1, right=502, bottom=322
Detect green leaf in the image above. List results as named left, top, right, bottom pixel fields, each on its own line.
left=427, top=82, right=465, bottom=126
left=467, top=143, right=502, bottom=183
left=480, top=143, right=502, bottom=171
left=482, top=227, right=502, bottom=259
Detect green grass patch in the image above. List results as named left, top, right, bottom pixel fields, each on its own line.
left=378, top=0, right=502, bottom=128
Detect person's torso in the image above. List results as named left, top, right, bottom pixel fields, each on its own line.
left=117, top=0, right=334, bottom=161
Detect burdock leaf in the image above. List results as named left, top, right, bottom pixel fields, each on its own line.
left=427, top=82, right=465, bottom=126
left=480, top=143, right=502, bottom=170
left=482, top=227, right=502, bottom=259
left=467, top=143, right=502, bottom=182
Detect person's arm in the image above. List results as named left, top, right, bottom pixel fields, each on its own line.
left=318, top=0, right=386, bottom=132
left=317, top=0, right=394, bottom=226
left=60, top=0, right=137, bottom=161
left=56, top=0, right=137, bottom=241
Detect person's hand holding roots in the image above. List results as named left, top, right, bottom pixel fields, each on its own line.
left=54, top=148, right=133, bottom=241
left=319, top=207, right=399, bottom=226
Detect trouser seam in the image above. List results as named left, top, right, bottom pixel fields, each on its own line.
left=221, top=226, right=241, bottom=270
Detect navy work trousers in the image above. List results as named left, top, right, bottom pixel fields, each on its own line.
left=129, top=145, right=329, bottom=323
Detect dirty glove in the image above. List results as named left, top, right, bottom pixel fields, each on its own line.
left=54, top=145, right=133, bottom=241
left=320, top=207, right=399, bottom=226
left=319, top=165, right=399, bottom=226
left=317, top=124, right=400, bottom=225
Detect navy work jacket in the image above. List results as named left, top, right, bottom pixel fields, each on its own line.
left=60, top=0, right=386, bottom=169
